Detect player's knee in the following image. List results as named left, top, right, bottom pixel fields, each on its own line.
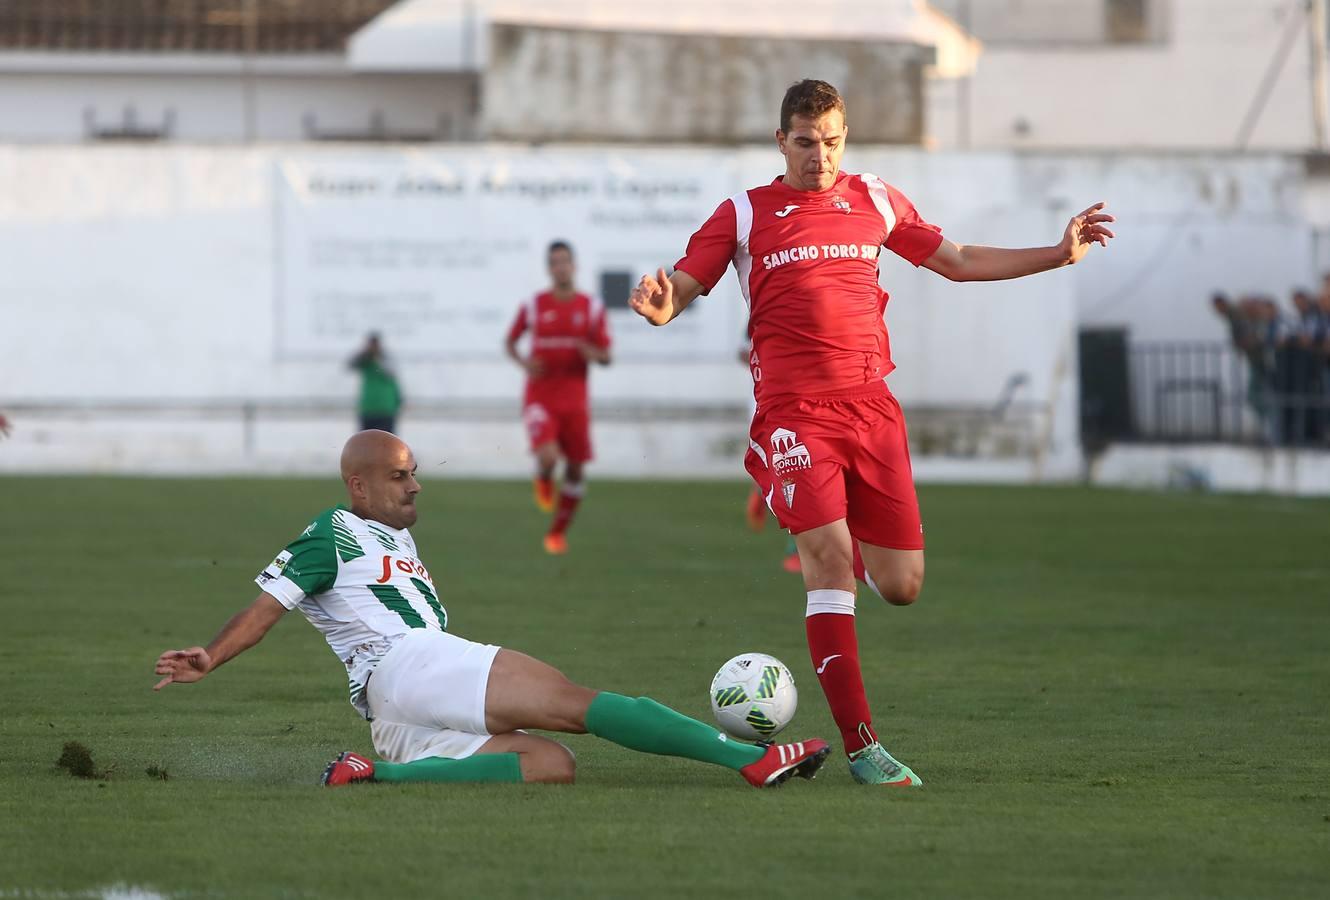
left=520, top=741, right=577, bottom=784
left=870, top=566, right=924, bottom=606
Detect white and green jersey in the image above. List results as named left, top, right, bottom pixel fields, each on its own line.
left=255, top=506, right=448, bottom=719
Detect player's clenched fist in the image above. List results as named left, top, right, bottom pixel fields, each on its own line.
left=153, top=647, right=212, bottom=690
left=628, top=268, right=675, bottom=326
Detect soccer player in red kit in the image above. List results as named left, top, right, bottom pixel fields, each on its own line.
left=628, top=80, right=1114, bottom=786
left=505, top=240, right=612, bottom=555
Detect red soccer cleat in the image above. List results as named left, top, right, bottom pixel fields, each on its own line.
left=321, top=751, right=375, bottom=787
left=745, top=488, right=767, bottom=532
left=543, top=532, right=568, bottom=555
left=781, top=551, right=802, bottom=574
left=740, top=739, right=830, bottom=787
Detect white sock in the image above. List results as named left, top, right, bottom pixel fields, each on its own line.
left=806, top=589, right=856, bottom=617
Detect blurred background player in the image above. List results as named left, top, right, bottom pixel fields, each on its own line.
left=348, top=332, right=403, bottom=434
left=629, top=79, right=1113, bottom=786
left=504, top=241, right=612, bottom=555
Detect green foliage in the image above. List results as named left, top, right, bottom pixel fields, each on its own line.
left=1, top=477, right=1328, bottom=899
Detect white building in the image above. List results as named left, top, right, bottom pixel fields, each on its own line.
left=928, top=0, right=1330, bottom=151
left=2, top=1, right=1326, bottom=152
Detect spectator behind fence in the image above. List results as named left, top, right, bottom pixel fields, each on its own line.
left=1275, top=289, right=1325, bottom=443
left=348, top=332, right=403, bottom=434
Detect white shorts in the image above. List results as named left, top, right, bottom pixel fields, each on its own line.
left=366, top=629, right=502, bottom=764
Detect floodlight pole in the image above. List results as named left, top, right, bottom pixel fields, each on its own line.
left=242, top=0, right=258, bottom=143
left=1310, top=0, right=1329, bottom=150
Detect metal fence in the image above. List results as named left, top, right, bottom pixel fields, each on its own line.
left=1128, top=341, right=1330, bottom=448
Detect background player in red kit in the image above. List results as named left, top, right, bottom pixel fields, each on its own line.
left=628, top=80, right=1115, bottom=786
left=505, top=240, right=612, bottom=555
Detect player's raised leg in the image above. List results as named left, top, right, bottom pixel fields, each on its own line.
left=483, top=649, right=829, bottom=787
left=797, top=520, right=921, bottom=786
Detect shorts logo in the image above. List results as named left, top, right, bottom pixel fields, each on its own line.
left=770, top=427, right=812, bottom=477
left=782, top=481, right=796, bottom=508
left=523, top=403, right=549, bottom=440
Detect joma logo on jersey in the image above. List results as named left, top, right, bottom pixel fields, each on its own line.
left=376, top=555, right=433, bottom=585
left=771, top=428, right=812, bottom=476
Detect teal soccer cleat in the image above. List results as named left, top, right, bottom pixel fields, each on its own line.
left=847, top=731, right=923, bottom=787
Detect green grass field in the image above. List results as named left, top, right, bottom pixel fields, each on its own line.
left=1, top=476, right=1328, bottom=899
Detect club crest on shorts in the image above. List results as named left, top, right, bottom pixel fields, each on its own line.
left=781, top=480, right=796, bottom=508
left=771, top=427, right=812, bottom=477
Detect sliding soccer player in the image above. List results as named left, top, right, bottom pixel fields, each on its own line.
left=153, top=430, right=828, bottom=788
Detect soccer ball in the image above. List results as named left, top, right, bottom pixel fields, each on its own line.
left=709, top=652, right=798, bottom=741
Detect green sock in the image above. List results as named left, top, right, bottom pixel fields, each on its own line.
left=584, top=692, right=764, bottom=771
left=373, top=753, right=523, bottom=784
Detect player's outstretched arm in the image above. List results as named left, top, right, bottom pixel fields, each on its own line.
left=628, top=268, right=705, bottom=326
left=922, top=202, right=1115, bottom=282
left=152, top=593, right=287, bottom=690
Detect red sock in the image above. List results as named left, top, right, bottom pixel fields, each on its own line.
left=805, top=590, right=878, bottom=755
left=548, top=484, right=585, bottom=536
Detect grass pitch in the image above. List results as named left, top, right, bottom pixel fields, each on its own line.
left=1, top=477, right=1327, bottom=899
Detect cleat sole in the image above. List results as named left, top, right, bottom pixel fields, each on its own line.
left=320, top=750, right=353, bottom=787
left=763, top=744, right=831, bottom=787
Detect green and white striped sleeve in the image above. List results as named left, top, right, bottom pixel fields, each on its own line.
left=255, top=509, right=338, bottom=609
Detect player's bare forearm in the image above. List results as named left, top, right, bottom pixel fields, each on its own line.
left=924, top=243, right=1070, bottom=282
left=664, top=272, right=705, bottom=322
left=923, top=202, right=1114, bottom=282
left=154, top=593, right=285, bottom=689
left=203, top=593, right=286, bottom=669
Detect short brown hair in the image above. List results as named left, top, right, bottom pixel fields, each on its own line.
left=780, top=79, right=846, bottom=133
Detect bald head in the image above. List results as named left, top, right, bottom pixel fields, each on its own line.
left=340, top=430, right=421, bottom=529
left=341, top=429, right=408, bottom=481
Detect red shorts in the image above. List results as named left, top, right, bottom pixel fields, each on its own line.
left=744, top=383, right=923, bottom=550
left=523, top=399, right=593, bottom=463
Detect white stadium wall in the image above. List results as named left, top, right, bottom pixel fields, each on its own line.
left=0, top=144, right=1314, bottom=478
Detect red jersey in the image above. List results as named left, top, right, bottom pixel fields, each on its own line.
left=675, top=172, right=943, bottom=401
left=507, top=291, right=611, bottom=405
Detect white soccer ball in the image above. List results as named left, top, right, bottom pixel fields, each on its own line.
left=709, top=652, right=798, bottom=741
